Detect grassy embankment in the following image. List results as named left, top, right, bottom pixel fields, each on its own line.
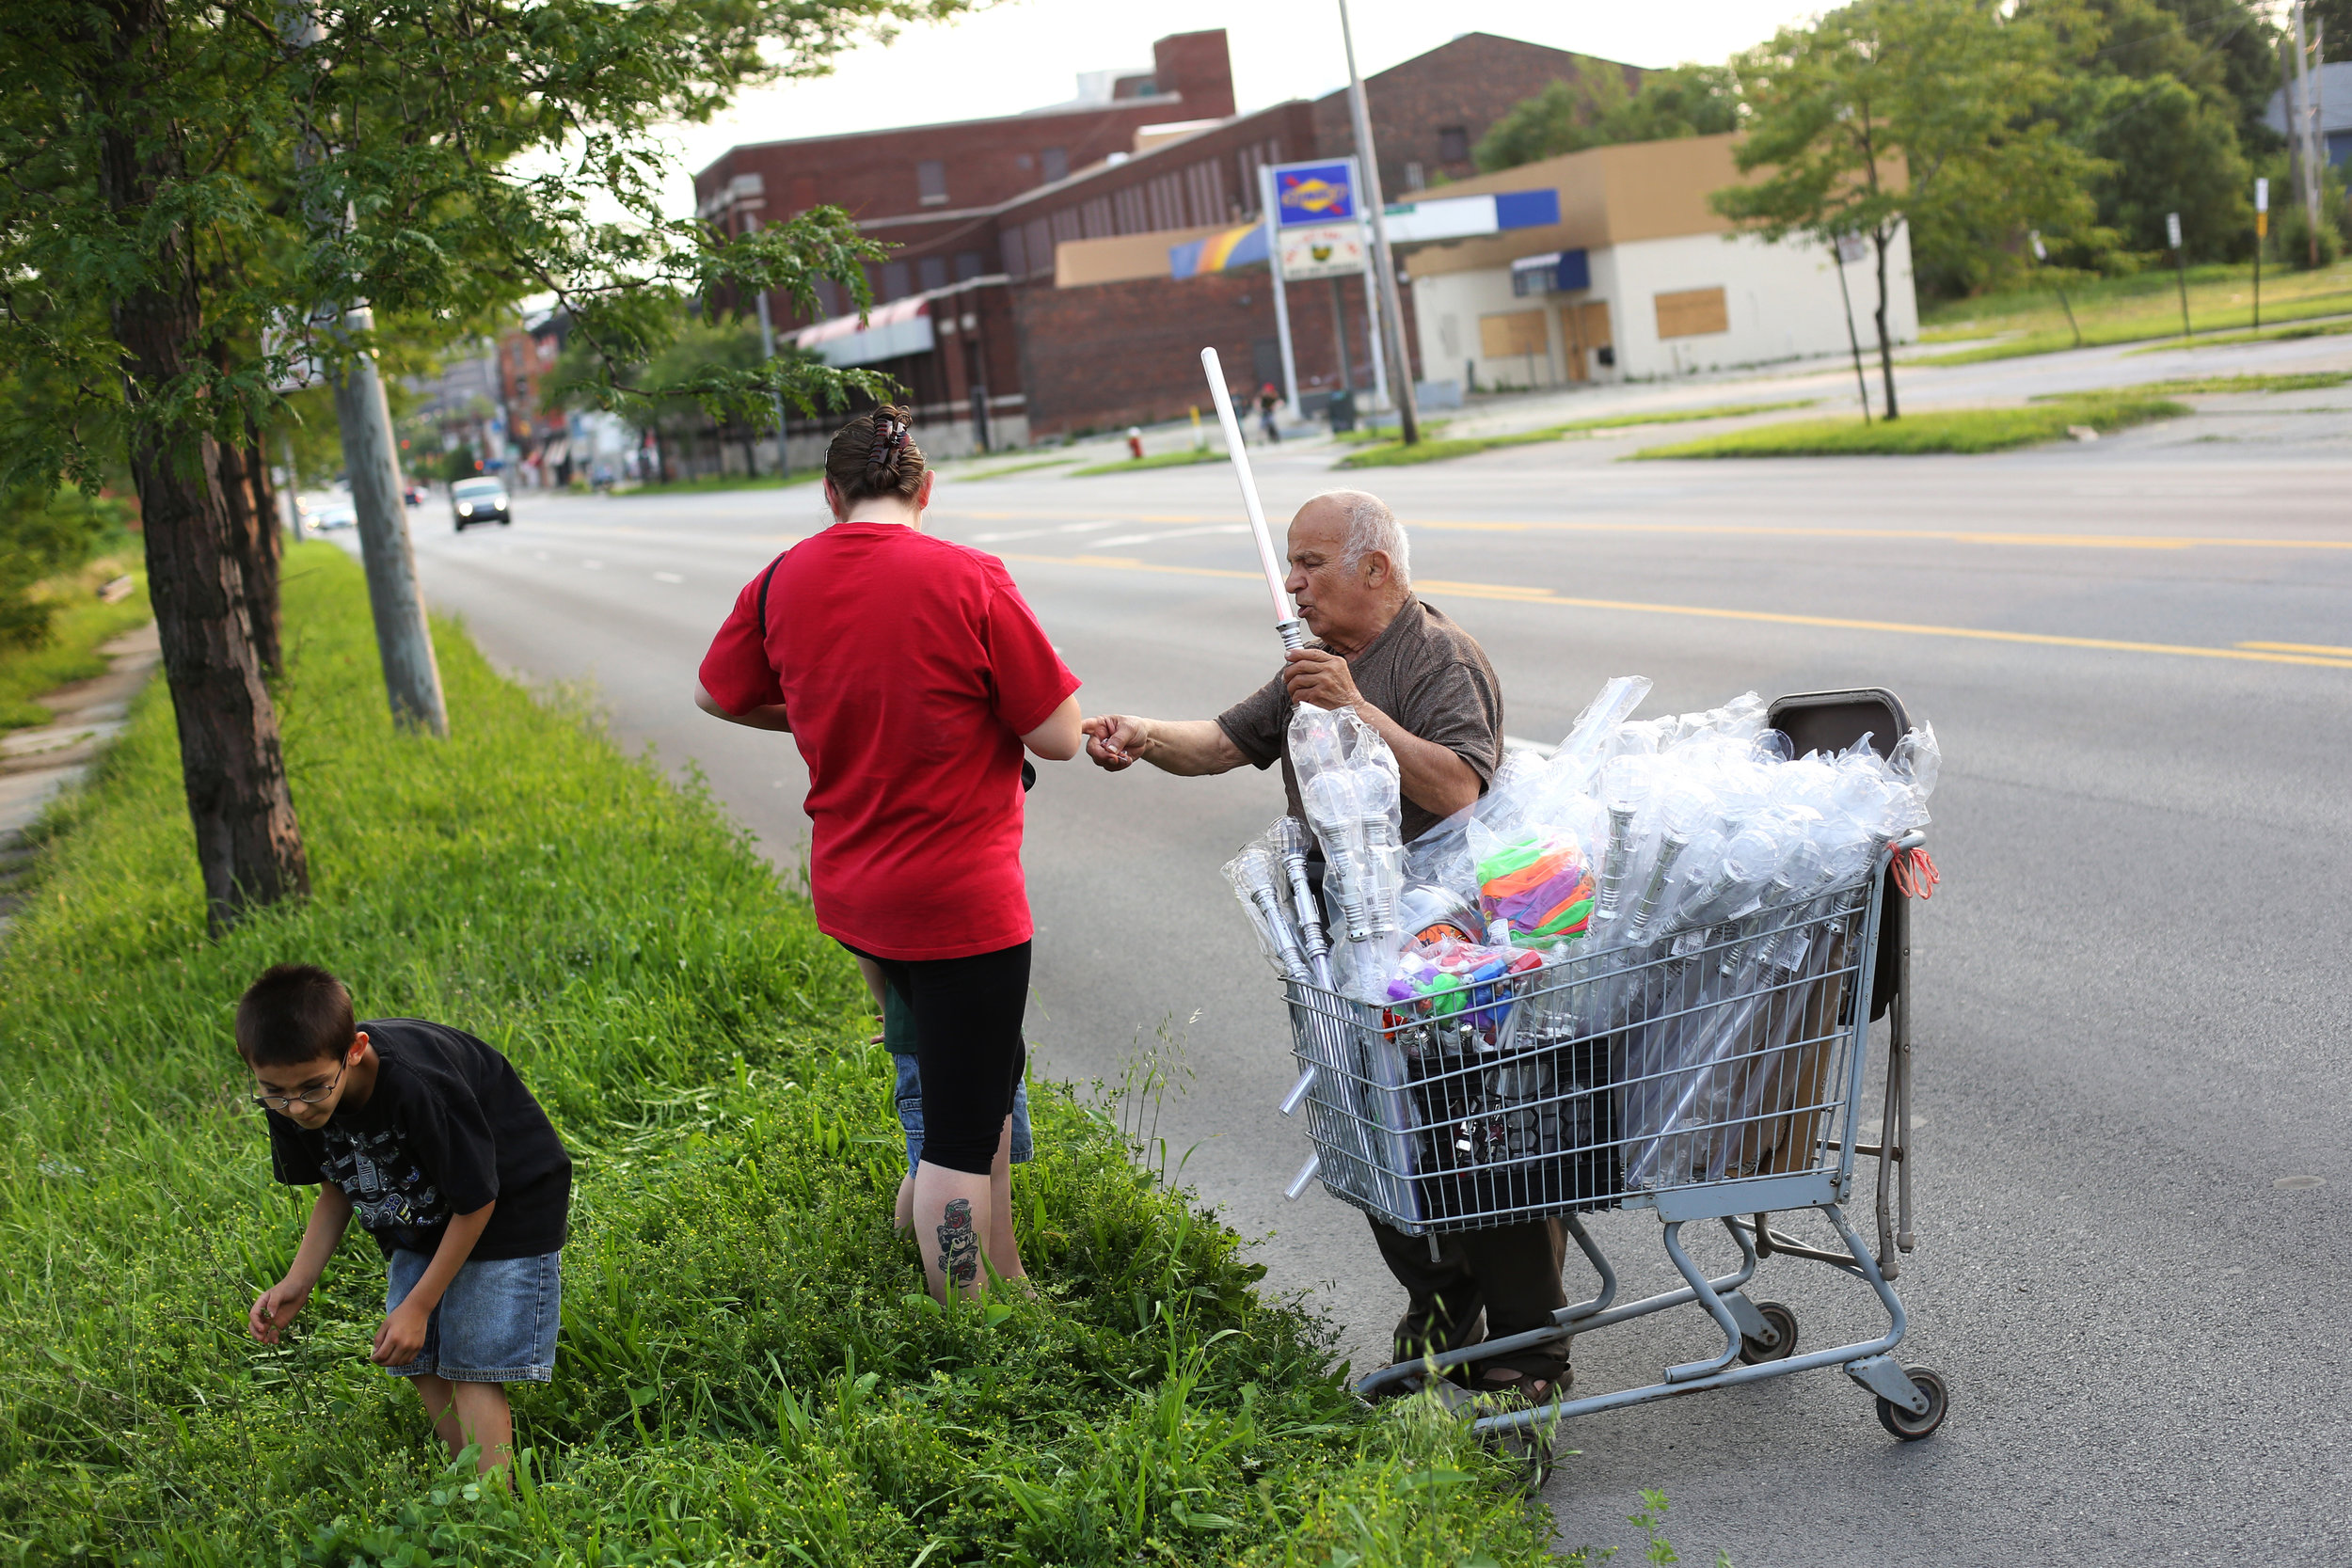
left=0, top=554, right=151, bottom=731
left=1069, top=447, right=1232, bottom=477
left=0, top=545, right=1561, bottom=1564
left=1336, top=401, right=1820, bottom=468
left=608, top=470, right=823, bottom=497
left=1631, top=390, right=2189, bottom=458
left=1909, top=260, right=2352, bottom=365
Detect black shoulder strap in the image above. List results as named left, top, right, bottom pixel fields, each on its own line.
left=755, top=549, right=787, bottom=635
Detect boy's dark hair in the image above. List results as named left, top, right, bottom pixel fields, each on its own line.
left=235, top=964, right=357, bottom=1067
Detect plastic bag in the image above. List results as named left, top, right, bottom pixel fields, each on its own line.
left=1468, top=820, right=1597, bottom=945
left=1292, top=704, right=1406, bottom=1003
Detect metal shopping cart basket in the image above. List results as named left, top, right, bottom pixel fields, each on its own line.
left=1277, top=689, right=1943, bottom=1481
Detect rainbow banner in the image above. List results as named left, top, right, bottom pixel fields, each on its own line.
left=1169, top=224, right=1271, bottom=280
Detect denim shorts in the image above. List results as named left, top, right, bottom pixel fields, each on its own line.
left=383, top=1248, right=562, bottom=1384
left=893, top=1051, right=1032, bottom=1174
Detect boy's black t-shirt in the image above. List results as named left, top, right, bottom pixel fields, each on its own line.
left=264, top=1019, right=571, bottom=1260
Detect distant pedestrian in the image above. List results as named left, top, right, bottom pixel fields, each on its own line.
left=241, top=964, right=571, bottom=1475
left=694, top=404, right=1083, bottom=1303
left=1258, top=383, right=1282, bottom=444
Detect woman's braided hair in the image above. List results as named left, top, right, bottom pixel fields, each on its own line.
left=823, top=404, right=926, bottom=506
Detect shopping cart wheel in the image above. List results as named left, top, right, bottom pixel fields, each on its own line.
left=1736, top=1300, right=1800, bottom=1364
left=1874, top=1366, right=1947, bottom=1441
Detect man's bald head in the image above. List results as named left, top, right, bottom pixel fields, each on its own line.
left=1294, top=489, right=1410, bottom=587
left=1283, top=489, right=1410, bottom=653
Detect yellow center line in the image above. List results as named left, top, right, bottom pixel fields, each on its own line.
left=960, top=511, right=2352, bottom=551
left=2239, top=640, right=2352, bottom=657
left=995, top=552, right=2352, bottom=672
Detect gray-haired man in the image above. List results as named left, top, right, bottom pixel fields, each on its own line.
left=1081, top=489, right=1571, bottom=1404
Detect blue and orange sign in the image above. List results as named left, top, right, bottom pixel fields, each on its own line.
left=1275, top=160, right=1358, bottom=228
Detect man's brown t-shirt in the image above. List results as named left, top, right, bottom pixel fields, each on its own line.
left=1216, top=595, right=1503, bottom=845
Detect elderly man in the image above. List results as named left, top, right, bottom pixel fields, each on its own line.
left=1081, top=489, right=1569, bottom=1405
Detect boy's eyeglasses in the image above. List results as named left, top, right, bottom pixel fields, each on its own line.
left=251, top=1062, right=345, bottom=1113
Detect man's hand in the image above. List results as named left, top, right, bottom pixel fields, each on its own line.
left=372, top=1299, right=432, bottom=1367
left=1282, top=648, right=1363, bottom=713
left=1082, top=715, right=1147, bottom=771
left=249, top=1278, right=311, bottom=1345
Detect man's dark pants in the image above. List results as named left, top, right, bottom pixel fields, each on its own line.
left=1370, top=1215, right=1568, bottom=1378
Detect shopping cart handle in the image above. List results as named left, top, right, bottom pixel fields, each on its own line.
left=1895, top=830, right=1926, bottom=850
left=1279, top=1065, right=1317, bottom=1116
left=1284, top=1153, right=1321, bottom=1200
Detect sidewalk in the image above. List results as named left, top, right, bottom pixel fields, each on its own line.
left=0, top=622, right=159, bottom=933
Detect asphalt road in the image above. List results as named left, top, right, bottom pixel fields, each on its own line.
left=366, top=357, right=2350, bottom=1564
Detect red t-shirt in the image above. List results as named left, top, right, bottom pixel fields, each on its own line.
left=698, top=522, right=1078, bottom=961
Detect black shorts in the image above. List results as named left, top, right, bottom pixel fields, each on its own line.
left=848, top=941, right=1030, bottom=1176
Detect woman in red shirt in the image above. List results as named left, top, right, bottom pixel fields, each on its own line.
left=696, top=406, right=1081, bottom=1300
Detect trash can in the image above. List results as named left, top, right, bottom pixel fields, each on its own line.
left=1327, top=389, right=1358, bottom=434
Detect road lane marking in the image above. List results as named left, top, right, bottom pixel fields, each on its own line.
left=2239, top=641, right=2352, bottom=656
left=652, top=572, right=684, bottom=584
left=963, top=511, right=2352, bottom=551
left=994, top=551, right=2352, bottom=672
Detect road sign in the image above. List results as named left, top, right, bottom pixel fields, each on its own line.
left=2166, top=211, right=2183, bottom=250
left=1279, top=223, right=1366, bottom=281
left=1274, top=160, right=1359, bottom=228
left=2256, top=177, right=2269, bottom=213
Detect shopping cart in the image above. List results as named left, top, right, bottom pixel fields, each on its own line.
left=1277, top=689, right=1943, bottom=1481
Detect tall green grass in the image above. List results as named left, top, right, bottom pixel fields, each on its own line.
left=0, top=554, right=150, bottom=730
left=1630, top=391, right=2189, bottom=459
left=0, top=545, right=1553, bottom=1564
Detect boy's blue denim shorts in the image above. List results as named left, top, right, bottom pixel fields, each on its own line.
left=382, top=1248, right=562, bottom=1385
left=894, top=1051, right=1031, bottom=1174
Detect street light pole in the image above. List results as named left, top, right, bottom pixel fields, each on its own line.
left=1335, top=0, right=1419, bottom=445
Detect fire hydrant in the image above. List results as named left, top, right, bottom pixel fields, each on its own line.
left=1126, top=427, right=1145, bottom=461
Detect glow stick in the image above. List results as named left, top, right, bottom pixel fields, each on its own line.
left=1200, top=347, right=1307, bottom=650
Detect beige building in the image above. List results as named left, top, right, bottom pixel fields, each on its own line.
left=1402, top=136, right=1918, bottom=388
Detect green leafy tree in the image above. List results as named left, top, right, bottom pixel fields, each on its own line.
left=2075, top=71, right=2254, bottom=260
left=1475, top=63, right=1735, bottom=171
left=0, top=0, right=955, bottom=926
left=1715, top=0, right=2106, bottom=417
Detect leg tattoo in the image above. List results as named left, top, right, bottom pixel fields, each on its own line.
left=936, top=1197, right=979, bottom=1288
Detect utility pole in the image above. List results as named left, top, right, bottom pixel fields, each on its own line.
left=286, top=4, right=445, bottom=736
left=745, top=215, right=792, bottom=479
left=2294, top=1, right=2324, bottom=269
left=1258, top=166, right=1301, bottom=419
left=1336, top=0, right=1419, bottom=445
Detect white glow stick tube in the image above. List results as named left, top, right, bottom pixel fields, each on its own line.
left=1200, top=347, right=1306, bottom=650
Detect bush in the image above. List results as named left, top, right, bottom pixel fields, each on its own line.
left=0, top=486, right=123, bottom=650
left=0, top=545, right=1553, bottom=1564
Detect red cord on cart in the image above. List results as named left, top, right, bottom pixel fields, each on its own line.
left=1890, top=844, right=1939, bottom=900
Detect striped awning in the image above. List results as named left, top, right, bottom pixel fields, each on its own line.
left=1169, top=224, right=1271, bottom=280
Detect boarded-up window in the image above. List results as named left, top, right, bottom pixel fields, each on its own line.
left=1578, top=301, right=1613, bottom=348
left=1654, top=287, right=1728, bottom=339
left=1479, top=309, right=1549, bottom=359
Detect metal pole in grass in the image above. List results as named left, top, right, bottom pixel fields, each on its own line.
left=2168, top=212, right=2190, bottom=340
left=1830, top=234, right=1871, bottom=422
left=2029, top=230, right=2082, bottom=349
left=2253, top=178, right=2268, bottom=330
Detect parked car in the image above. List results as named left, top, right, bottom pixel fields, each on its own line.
left=450, top=477, right=511, bottom=531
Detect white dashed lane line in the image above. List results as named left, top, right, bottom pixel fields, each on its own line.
left=653, top=572, right=684, bottom=584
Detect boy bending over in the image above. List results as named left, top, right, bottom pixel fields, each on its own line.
left=239, top=964, right=571, bottom=1473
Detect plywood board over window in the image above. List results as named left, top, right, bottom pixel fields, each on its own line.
left=1479, top=309, right=1549, bottom=359
left=1655, top=286, right=1729, bottom=339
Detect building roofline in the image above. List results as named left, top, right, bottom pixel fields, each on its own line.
left=695, top=91, right=1194, bottom=186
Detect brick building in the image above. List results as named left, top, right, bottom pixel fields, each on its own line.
left=691, top=30, right=1633, bottom=455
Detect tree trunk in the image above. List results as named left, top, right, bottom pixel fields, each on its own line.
left=214, top=415, right=282, bottom=679
left=97, top=4, right=308, bottom=928
left=1872, top=228, right=1900, bottom=420
left=246, top=428, right=285, bottom=662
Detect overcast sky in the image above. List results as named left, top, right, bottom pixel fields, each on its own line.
left=657, top=1, right=1825, bottom=204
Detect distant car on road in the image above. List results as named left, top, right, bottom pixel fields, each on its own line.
left=451, top=477, right=511, bottom=531
left=403, top=482, right=426, bottom=506
left=306, top=498, right=357, bottom=532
